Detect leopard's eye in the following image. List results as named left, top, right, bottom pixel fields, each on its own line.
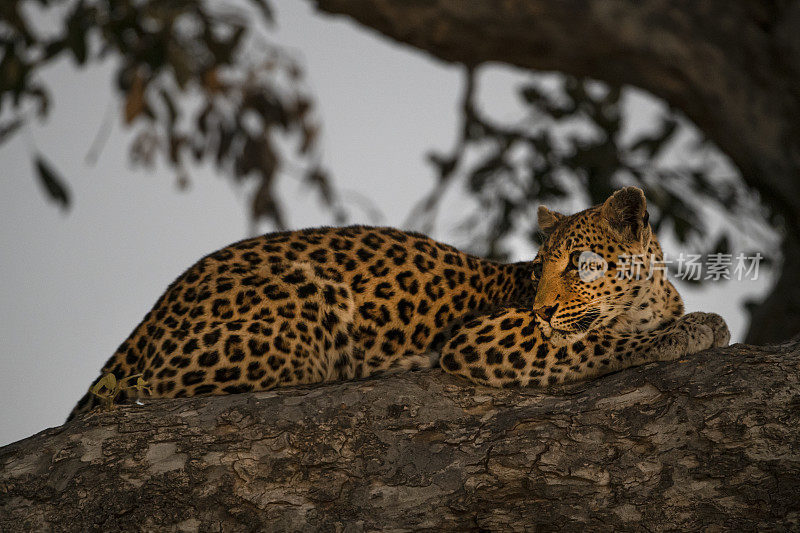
left=532, top=261, right=543, bottom=279
left=566, top=250, right=583, bottom=271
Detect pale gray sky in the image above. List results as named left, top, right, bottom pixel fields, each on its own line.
left=0, top=2, right=773, bottom=446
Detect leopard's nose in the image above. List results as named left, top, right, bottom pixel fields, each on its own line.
left=534, top=304, right=559, bottom=322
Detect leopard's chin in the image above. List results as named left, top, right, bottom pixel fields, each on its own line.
left=545, top=325, right=587, bottom=345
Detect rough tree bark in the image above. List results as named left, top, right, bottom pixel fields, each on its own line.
left=2, top=341, right=798, bottom=531
left=308, top=0, right=800, bottom=343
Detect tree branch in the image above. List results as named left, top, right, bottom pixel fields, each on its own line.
left=2, top=341, right=799, bottom=530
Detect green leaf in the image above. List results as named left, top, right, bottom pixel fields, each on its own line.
left=34, top=154, right=70, bottom=209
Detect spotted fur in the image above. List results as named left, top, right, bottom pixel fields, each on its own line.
left=68, top=187, right=729, bottom=420
left=68, top=225, right=536, bottom=419
left=440, top=187, right=730, bottom=387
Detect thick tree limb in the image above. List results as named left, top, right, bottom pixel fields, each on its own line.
left=2, top=341, right=799, bottom=531
left=309, top=0, right=800, bottom=342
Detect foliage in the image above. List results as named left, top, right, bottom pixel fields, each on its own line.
left=1, top=1, right=777, bottom=270
left=412, top=68, right=777, bottom=263
left=0, top=0, right=341, bottom=227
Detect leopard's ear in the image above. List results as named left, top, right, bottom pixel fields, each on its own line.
left=601, top=187, right=651, bottom=245
left=537, top=205, right=565, bottom=235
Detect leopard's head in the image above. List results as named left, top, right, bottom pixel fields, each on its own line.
left=531, top=187, right=658, bottom=342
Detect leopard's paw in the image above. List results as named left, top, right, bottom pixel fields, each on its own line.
left=702, top=313, right=730, bottom=348
left=678, top=312, right=730, bottom=352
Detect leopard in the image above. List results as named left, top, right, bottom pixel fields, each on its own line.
left=439, top=187, right=730, bottom=386
left=68, top=186, right=729, bottom=420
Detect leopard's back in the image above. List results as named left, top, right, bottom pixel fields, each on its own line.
left=68, top=225, right=535, bottom=419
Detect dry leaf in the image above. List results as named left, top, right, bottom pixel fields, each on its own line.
left=124, top=72, right=146, bottom=124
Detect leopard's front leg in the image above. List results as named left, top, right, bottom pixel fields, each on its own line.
left=440, top=308, right=730, bottom=388
left=583, top=311, right=730, bottom=380
left=636, top=311, right=730, bottom=363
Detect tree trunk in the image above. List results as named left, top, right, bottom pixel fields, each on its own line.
left=2, top=341, right=798, bottom=531
left=309, top=0, right=800, bottom=342
left=747, top=232, right=800, bottom=345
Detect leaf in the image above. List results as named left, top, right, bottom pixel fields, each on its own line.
left=222, top=27, right=246, bottom=62
left=672, top=213, right=693, bottom=243
left=235, top=136, right=260, bottom=178
left=249, top=0, right=274, bottom=23
left=35, top=154, right=70, bottom=209
left=216, top=126, right=235, bottom=166
left=427, top=153, right=457, bottom=182
left=251, top=178, right=284, bottom=228
left=196, top=102, right=213, bottom=135
left=467, top=155, right=508, bottom=192
left=629, top=117, right=678, bottom=160
left=1, top=50, right=26, bottom=97
left=124, top=72, right=146, bottom=124
left=299, top=123, right=318, bottom=154
left=65, top=0, right=89, bottom=65
left=518, top=84, right=548, bottom=106
left=712, top=235, right=730, bottom=255
left=43, top=39, right=67, bottom=60
left=176, top=171, right=190, bottom=191
left=159, top=88, right=178, bottom=129
left=243, top=91, right=287, bottom=128
left=168, top=47, right=192, bottom=89
left=169, top=133, right=187, bottom=164
left=294, top=97, right=312, bottom=119
left=306, top=167, right=333, bottom=206
left=27, top=84, right=50, bottom=117
left=0, top=118, right=24, bottom=144
left=203, top=69, right=222, bottom=93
